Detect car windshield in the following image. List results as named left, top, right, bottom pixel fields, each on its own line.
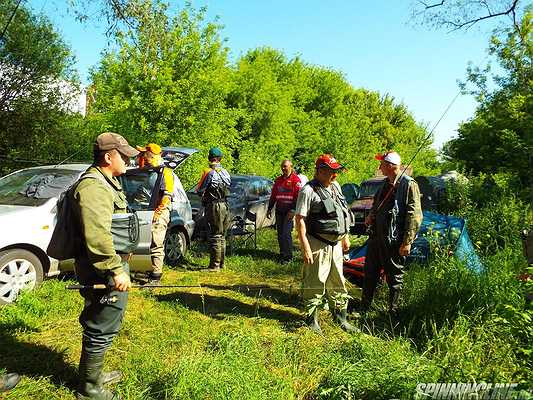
left=359, top=180, right=384, bottom=198
left=0, top=168, right=80, bottom=206
left=229, top=177, right=248, bottom=197
left=120, top=169, right=159, bottom=211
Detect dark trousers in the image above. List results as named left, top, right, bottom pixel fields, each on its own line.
left=275, top=210, right=293, bottom=261
left=79, top=262, right=129, bottom=355
left=362, top=238, right=405, bottom=311
left=206, top=201, right=230, bottom=268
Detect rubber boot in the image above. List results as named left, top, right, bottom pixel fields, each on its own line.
left=306, top=308, right=322, bottom=334
left=388, top=289, right=401, bottom=317
left=145, top=272, right=162, bottom=287
left=77, top=351, right=120, bottom=400
left=333, top=309, right=359, bottom=333
left=0, top=373, right=21, bottom=393
left=208, top=235, right=223, bottom=271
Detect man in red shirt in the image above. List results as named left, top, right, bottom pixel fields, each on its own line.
left=267, top=159, right=302, bottom=263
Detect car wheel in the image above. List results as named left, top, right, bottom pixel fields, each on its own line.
left=0, top=249, right=44, bottom=305
left=164, top=229, right=187, bottom=266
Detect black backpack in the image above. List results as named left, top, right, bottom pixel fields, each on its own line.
left=46, top=180, right=84, bottom=260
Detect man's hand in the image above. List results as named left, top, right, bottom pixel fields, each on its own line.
left=364, top=214, right=374, bottom=226
left=342, top=236, right=350, bottom=253
left=267, top=210, right=272, bottom=219
left=113, top=272, right=132, bottom=292
left=399, top=243, right=411, bottom=256
left=152, top=209, right=162, bottom=223
left=303, top=247, right=314, bottom=264
left=287, top=210, right=295, bottom=220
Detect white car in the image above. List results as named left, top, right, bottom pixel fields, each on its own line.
left=0, top=147, right=197, bottom=305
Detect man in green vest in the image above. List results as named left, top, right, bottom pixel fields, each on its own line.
left=361, top=151, right=422, bottom=316
left=73, top=132, right=138, bottom=400
left=295, top=154, right=357, bottom=334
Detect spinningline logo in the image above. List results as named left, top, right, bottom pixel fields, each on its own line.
left=414, top=382, right=531, bottom=399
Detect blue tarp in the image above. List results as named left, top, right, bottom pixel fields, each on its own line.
left=348, top=211, right=483, bottom=273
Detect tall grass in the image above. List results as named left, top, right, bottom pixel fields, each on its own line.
left=1, top=227, right=531, bottom=399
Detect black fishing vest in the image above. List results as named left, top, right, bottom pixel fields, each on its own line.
left=306, top=179, right=352, bottom=242
left=377, top=175, right=412, bottom=245
left=202, top=169, right=230, bottom=205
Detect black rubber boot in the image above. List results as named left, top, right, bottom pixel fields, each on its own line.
left=0, top=373, right=21, bottom=393
left=389, top=289, right=401, bottom=315
left=145, top=272, right=162, bottom=286
left=306, top=308, right=322, bottom=334
left=334, top=309, right=359, bottom=333
left=77, top=351, right=120, bottom=400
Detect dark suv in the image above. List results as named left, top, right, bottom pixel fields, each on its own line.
left=343, top=176, right=386, bottom=235
left=187, top=174, right=275, bottom=239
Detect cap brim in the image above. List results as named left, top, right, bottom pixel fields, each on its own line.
left=118, top=145, right=140, bottom=158
left=318, top=162, right=344, bottom=170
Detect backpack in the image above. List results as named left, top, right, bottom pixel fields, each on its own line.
left=46, top=172, right=140, bottom=260
left=46, top=178, right=86, bottom=260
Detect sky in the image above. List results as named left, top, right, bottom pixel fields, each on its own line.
left=27, top=0, right=501, bottom=150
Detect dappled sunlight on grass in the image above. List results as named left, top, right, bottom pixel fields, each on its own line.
left=0, top=228, right=530, bottom=399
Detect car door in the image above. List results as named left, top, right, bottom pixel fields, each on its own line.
left=245, top=177, right=272, bottom=229
left=119, top=167, right=161, bottom=258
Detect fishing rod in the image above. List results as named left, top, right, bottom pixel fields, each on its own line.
left=369, top=91, right=462, bottom=219
left=66, top=283, right=279, bottom=290
left=66, top=282, right=303, bottom=304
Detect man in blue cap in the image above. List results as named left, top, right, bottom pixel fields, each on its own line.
left=196, top=147, right=231, bottom=271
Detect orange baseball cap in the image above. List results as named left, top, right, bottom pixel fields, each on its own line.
left=136, top=143, right=162, bottom=155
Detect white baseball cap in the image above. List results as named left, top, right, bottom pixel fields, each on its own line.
left=375, top=151, right=401, bottom=165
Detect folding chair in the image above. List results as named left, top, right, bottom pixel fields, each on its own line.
left=227, top=210, right=257, bottom=254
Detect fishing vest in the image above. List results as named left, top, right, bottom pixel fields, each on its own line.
left=388, top=175, right=412, bottom=245
left=306, top=179, right=352, bottom=244
left=202, top=169, right=230, bottom=205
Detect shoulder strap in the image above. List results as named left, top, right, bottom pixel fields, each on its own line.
left=78, top=171, right=114, bottom=194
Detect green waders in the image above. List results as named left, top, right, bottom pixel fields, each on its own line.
left=205, top=201, right=230, bottom=270
left=77, top=262, right=129, bottom=400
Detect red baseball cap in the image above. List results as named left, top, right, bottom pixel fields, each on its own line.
left=315, top=154, right=344, bottom=170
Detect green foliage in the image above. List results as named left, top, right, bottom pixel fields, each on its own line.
left=438, top=173, right=532, bottom=255
left=0, top=0, right=81, bottom=174
left=88, top=1, right=236, bottom=186
left=443, top=11, right=533, bottom=199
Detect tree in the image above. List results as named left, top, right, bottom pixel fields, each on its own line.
left=411, top=0, right=528, bottom=32
left=88, top=1, right=236, bottom=186
left=442, top=11, right=532, bottom=196
left=0, top=0, right=82, bottom=174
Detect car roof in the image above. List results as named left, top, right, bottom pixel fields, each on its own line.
left=162, top=146, right=198, bottom=155
left=362, top=176, right=386, bottom=184
left=231, top=174, right=270, bottom=180
left=14, top=163, right=91, bottom=172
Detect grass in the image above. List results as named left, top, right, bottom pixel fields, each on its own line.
left=1, top=228, right=531, bottom=399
